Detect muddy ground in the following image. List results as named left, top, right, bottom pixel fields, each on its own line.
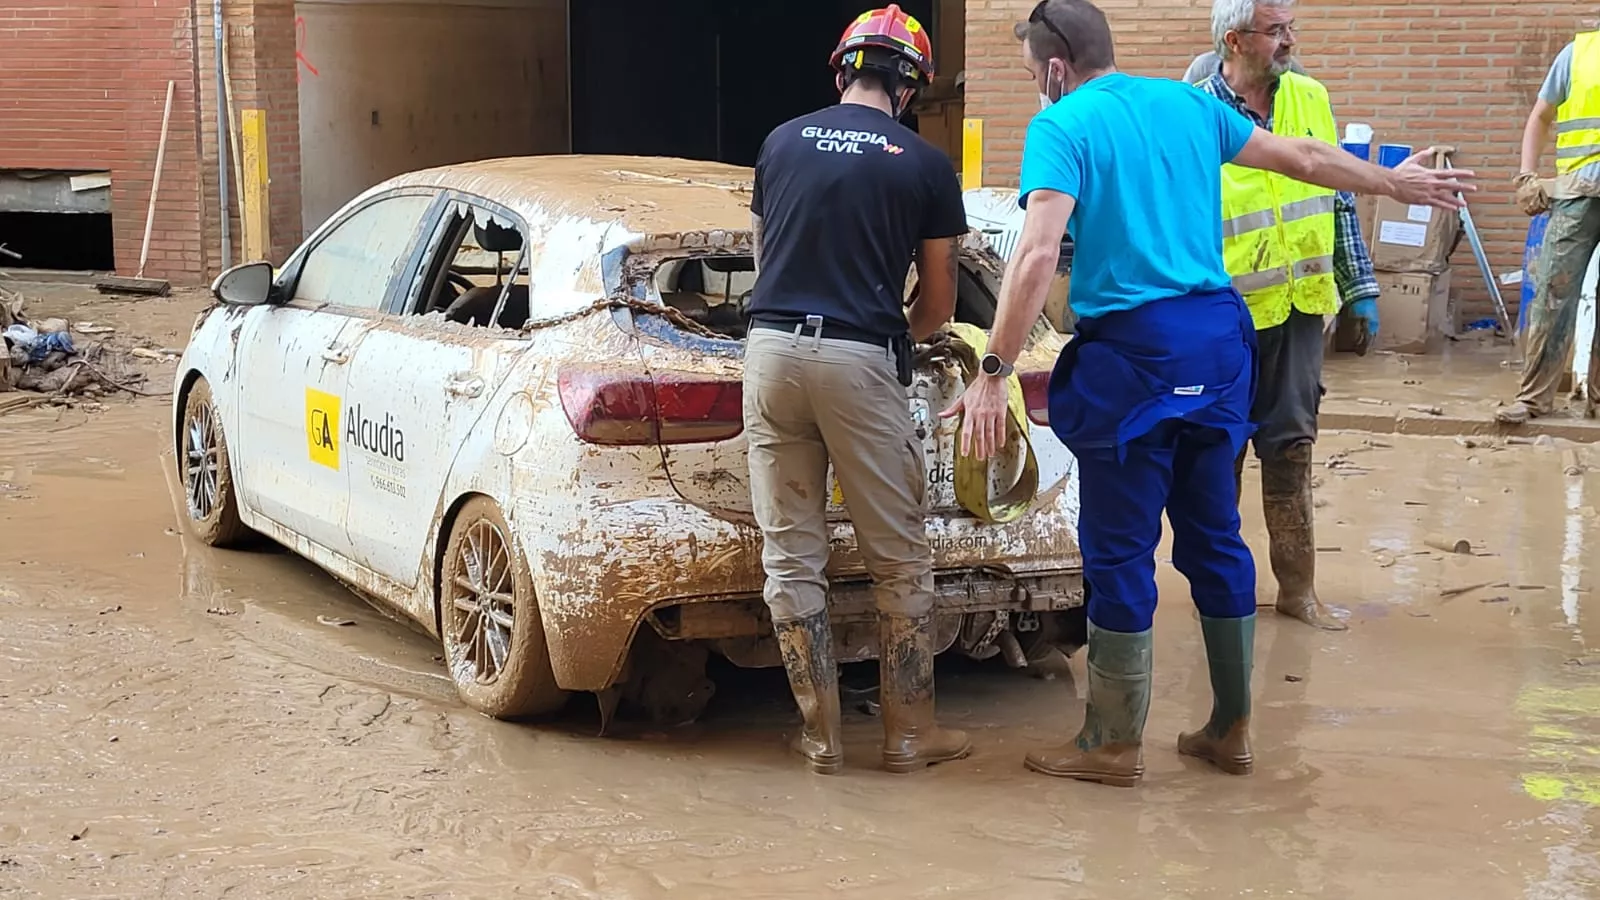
left=2, top=284, right=1598, bottom=899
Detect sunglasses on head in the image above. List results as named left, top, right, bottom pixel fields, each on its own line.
left=1029, top=0, right=1077, bottom=64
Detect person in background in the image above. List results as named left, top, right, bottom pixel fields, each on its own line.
left=744, top=5, right=972, bottom=776
left=1181, top=47, right=1304, bottom=85
left=942, top=0, right=1472, bottom=787
left=1190, top=0, right=1380, bottom=632
left=1500, top=30, right=1600, bottom=424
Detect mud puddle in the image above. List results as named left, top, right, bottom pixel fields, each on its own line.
left=1, top=402, right=1599, bottom=898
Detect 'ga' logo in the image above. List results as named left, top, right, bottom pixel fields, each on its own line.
left=306, top=387, right=341, bottom=470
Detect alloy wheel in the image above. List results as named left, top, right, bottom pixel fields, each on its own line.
left=447, top=519, right=516, bottom=684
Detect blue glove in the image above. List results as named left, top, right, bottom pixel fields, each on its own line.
left=1348, top=298, right=1379, bottom=337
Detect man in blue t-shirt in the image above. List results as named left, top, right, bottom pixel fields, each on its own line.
left=942, top=0, right=1474, bottom=788
left=744, top=5, right=971, bottom=777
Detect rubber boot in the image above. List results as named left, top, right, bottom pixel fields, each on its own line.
left=1261, top=442, right=1347, bottom=632
left=1024, top=623, right=1152, bottom=787
left=1177, top=614, right=1256, bottom=775
left=773, top=612, right=844, bottom=775
left=878, top=612, right=972, bottom=773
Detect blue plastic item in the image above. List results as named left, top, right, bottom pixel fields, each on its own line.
left=1377, top=144, right=1413, bottom=168
left=1340, top=141, right=1371, bottom=161
left=1519, top=212, right=1551, bottom=335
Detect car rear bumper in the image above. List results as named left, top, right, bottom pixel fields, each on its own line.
left=520, top=488, right=1083, bottom=692
left=645, top=569, right=1085, bottom=669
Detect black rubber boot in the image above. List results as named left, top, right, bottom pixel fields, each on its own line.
left=773, top=612, right=844, bottom=774
left=1261, top=442, right=1346, bottom=631
left=1024, top=623, right=1152, bottom=787
left=879, top=612, right=972, bottom=773
left=1177, top=614, right=1256, bottom=775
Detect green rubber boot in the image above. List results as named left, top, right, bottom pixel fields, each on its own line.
left=1024, top=623, right=1152, bottom=787
left=1177, top=614, right=1256, bottom=775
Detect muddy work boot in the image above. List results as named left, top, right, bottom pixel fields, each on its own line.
left=773, top=612, right=844, bottom=775
left=1261, top=442, right=1346, bottom=632
left=1495, top=401, right=1538, bottom=425
left=1024, top=623, right=1152, bottom=787
left=1177, top=614, right=1256, bottom=775
left=878, top=612, right=972, bottom=773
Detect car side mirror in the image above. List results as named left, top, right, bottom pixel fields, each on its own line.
left=211, top=261, right=275, bottom=306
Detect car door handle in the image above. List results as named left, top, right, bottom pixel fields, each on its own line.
left=446, top=375, right=484, bottom=399
left=322, top=344, right=350, bottom=364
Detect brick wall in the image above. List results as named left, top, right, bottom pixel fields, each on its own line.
left=0, top=1, right=206, bottom=281
left=0, top=0, right=301, bottom=284
left=192, top=0, right=302, bottom=275
left=965, top=0, right=1586, bottom=323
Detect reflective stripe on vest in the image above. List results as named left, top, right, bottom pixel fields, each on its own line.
left=1217, top=72, right=1340, bottom=331
left=1557, top=32, right=1600, bottom=175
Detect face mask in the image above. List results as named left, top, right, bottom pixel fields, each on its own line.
left=1038, top=66, right=1061, bottom=111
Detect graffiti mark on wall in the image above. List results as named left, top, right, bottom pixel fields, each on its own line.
left=295, top=16, right=320, bottom=83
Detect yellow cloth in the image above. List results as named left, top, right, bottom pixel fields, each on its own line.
left=945, top=323, right=1039, bottom=525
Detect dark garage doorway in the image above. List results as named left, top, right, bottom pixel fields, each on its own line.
left=570, top=0, right=936, bottom=167
left=0, top=212, right=115, bottom=271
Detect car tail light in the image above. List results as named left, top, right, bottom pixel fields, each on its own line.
left=558, top=366, right=744, bottom=446
left=1019, top=370, right=1051, bottom=427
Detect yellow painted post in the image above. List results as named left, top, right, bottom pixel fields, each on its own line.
left=240, top=109, right=270, bottom=261
left=962, top=118, right=983, bottom=191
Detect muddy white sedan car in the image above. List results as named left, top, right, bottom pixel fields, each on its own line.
left=173, top=155, right=1084, bottom=724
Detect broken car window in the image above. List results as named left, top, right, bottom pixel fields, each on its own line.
left=645, top=253, right=1016, bottom=342
left=412, top=204, right=532, bottom=330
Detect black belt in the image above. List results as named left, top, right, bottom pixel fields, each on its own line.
left=749, top=315, right=899, bottom=347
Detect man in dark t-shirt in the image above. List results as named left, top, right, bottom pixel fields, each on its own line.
left=744, top=5, right=971, bottom=777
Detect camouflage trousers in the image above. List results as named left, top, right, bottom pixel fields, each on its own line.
left=1518, top=197, right=1600, bottom=414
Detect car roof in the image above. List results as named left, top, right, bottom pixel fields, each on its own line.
left=383, top=155, right=756, bottom=239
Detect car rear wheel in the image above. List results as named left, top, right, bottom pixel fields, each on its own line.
left=180, top=377, right=249, bottom=547
left=439, top=496, right=569, bottom=719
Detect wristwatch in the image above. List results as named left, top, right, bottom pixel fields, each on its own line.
left=979, top=353, right=1014, bottom=378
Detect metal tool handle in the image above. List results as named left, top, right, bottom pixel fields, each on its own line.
left=1443, top=155, right=1516, bottom=345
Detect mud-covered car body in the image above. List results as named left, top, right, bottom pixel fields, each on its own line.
left=173, top=155, right=1084, bottom=718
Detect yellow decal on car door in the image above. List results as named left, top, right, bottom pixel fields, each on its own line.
left=305, top=387, right=342, bottom=470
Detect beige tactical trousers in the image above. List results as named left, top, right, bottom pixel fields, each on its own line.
left=744, top=328, right=934, bottom=623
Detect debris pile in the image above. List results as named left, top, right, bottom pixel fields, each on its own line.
left=0, top=286, right=163, bottom=412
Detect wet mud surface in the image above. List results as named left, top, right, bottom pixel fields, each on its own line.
left=2, top=291, right=1599, bottom=898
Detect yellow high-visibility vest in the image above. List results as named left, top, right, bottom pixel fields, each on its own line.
left=1556, top=31, right=1600, bottom=175
left=1219, top=71, right=1339, bottom=331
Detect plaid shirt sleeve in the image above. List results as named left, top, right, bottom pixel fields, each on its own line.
left=1332, top=191, right=1381, bottom=306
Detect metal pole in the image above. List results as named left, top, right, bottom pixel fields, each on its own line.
left=1445, top=156, right=1512, bottom=345
left=214, top=1, right=232, bottom=269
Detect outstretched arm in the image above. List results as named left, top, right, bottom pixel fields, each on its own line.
left=1231, top=130, right=1475, bottom=210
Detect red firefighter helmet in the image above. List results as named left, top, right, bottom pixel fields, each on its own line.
left=829, top=5, right=936, bottom=85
